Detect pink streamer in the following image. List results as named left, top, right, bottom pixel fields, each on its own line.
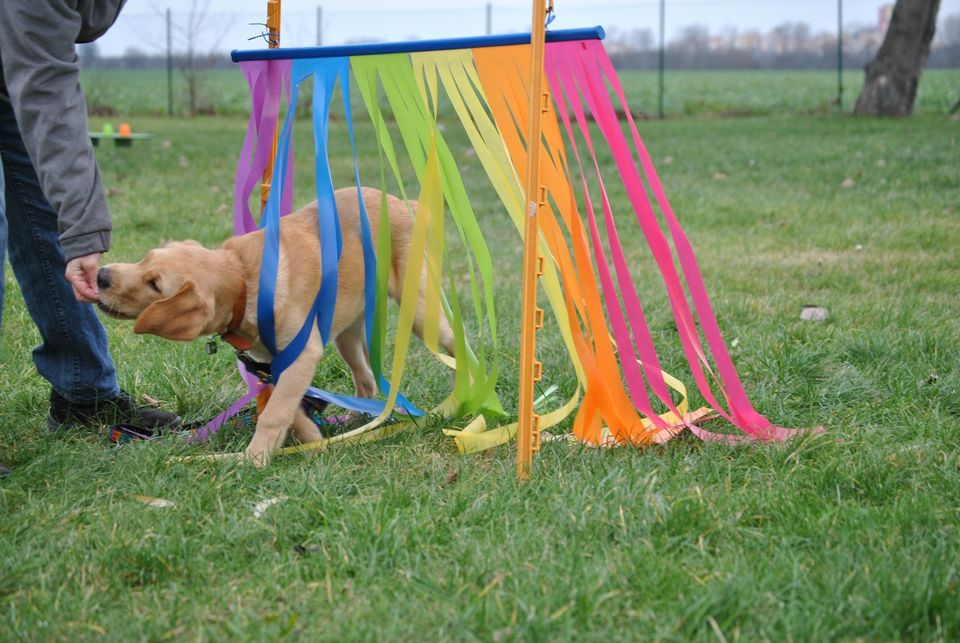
left=546, top=40, right=807, bottom=442
left=547, top=46, right=746, bottom=444
left=234, top=59, right=294, bottom=236
left=547, top=71, right=670, bottom=433
left=186, top=382, right=264, bottom=443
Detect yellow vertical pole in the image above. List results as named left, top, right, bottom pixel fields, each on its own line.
left=517, top=0, right=551, bottom=480
left=257, top=0, right=281, bottom=417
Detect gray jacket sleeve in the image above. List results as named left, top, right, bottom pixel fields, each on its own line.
left=0, top=0, right=111, bottom=261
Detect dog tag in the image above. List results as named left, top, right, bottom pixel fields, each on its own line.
left=206, top=340, right=218, bottom=355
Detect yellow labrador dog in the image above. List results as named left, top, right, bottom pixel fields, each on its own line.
left=97, top=187, right=455, bottom=466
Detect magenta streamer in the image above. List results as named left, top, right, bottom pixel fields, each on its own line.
left=185, top=384, right=264, bottom=444
left=234, top=59, right=293, bottom=236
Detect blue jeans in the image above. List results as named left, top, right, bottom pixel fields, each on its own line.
left=0, top=92, right=118, bottom=404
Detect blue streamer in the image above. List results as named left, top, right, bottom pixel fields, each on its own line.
left=338, top=61, right=377, bottom=363
left=309, top=61, right=343, bottom=347
left=257, top=64, right=309, bottom=359
left=254, top=56, right=422, bottom=416
left=304, top=385, right=424, bottom=417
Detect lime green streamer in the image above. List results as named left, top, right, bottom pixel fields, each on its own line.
left=352, top=54, right=503, bottom=417
left=410, top=58, right=502, bottom=417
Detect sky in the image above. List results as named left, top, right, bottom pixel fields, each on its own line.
left=95, top=0, right=960, bottom=57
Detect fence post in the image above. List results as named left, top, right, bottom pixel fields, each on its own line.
left=317, top=5, right=323, bottom=46
left=166, top=7, right=173, bottom=116
left=837, top=0, right=843, bottom=111
left=658, top=0, right=665, bottom=119
left=517, top=0, right=549, bottom=481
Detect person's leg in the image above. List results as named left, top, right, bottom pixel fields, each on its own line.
left=1, top=124, right=6, bottom=329
left=0, top=91, right=179, bottom=432
left=0, top=91, right=118, bottom=404
left=1, top=129, right=8, bottom=476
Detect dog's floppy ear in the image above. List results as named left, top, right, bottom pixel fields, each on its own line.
left=133, top=279, right=212, bottom=341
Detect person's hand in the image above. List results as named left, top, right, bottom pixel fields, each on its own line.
left=65, top=253, right=101, bottom=303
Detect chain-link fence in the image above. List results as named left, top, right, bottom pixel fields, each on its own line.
left=79, top=0, right=960, bottom=117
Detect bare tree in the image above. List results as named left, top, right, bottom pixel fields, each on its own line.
left=770, top=22, right=812, bottom=54
left=172, top=0, right=234, bottom=116
left=78, top=42, right=100, bottom=69
left=631, top=28, right=655, bottom=52
left=941, top=12, right=960, bottom=44
left=935, top=12, right=960, bottom=67
left=854, top=0, right=942, bottom=116
left=131, top=0, right=235, bottom=115
left=669, top=25, right=711, bottom=67
left=606, top=27, right=654, bottom=55
left=719, top=26, right=739, bottom=51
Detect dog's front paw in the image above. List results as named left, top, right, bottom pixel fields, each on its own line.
left=243, top=443, right=273, bottom=469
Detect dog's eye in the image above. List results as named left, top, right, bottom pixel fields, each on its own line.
left=147, top=279, right=161, bottom=293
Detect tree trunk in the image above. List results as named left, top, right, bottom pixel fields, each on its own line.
left=854, top=0, right=941, bottom=116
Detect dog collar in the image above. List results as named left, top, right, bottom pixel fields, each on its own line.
left=220, top=285, right=253, bottom=352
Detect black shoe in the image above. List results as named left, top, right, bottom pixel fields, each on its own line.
left=47, top=389, right=182, bottom=433
left=0, top=463, right=9, bottom=478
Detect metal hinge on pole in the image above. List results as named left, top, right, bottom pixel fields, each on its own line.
left=532, top=413, right=542, bottom=452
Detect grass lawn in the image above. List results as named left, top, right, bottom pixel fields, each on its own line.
left=1, top=106, right=959, bottom=639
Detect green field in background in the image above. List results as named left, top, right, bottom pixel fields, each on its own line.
left=81, top=67, right=960, bottom=118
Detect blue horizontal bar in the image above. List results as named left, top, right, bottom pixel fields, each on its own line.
left=231, top=26, right=605, bottom=62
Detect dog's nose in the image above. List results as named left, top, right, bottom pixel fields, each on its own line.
left=96, top=268, right=112, bottom=291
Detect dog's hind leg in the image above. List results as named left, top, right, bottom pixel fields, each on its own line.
left=430, top=312, right=457, bottom=359
left=390, top=271, right=457, bottom=358
left=335, top=317, right=377, bottom=399
left=290, top=407, right=322, bottom=444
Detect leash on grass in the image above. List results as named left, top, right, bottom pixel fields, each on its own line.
left=111, top=331, right=422, bottom=446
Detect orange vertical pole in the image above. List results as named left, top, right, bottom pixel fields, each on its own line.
left=257, top=0, right=281, bottom=416
left=259, top=0, right=282, bottom=214
left=517, top=0, right=550, bottom=480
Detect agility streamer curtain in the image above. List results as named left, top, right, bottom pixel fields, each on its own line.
left=218, top=29, right=804, bottom=454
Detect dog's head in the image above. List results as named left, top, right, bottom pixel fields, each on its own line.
left=97, top=240, right=240, bottom=341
